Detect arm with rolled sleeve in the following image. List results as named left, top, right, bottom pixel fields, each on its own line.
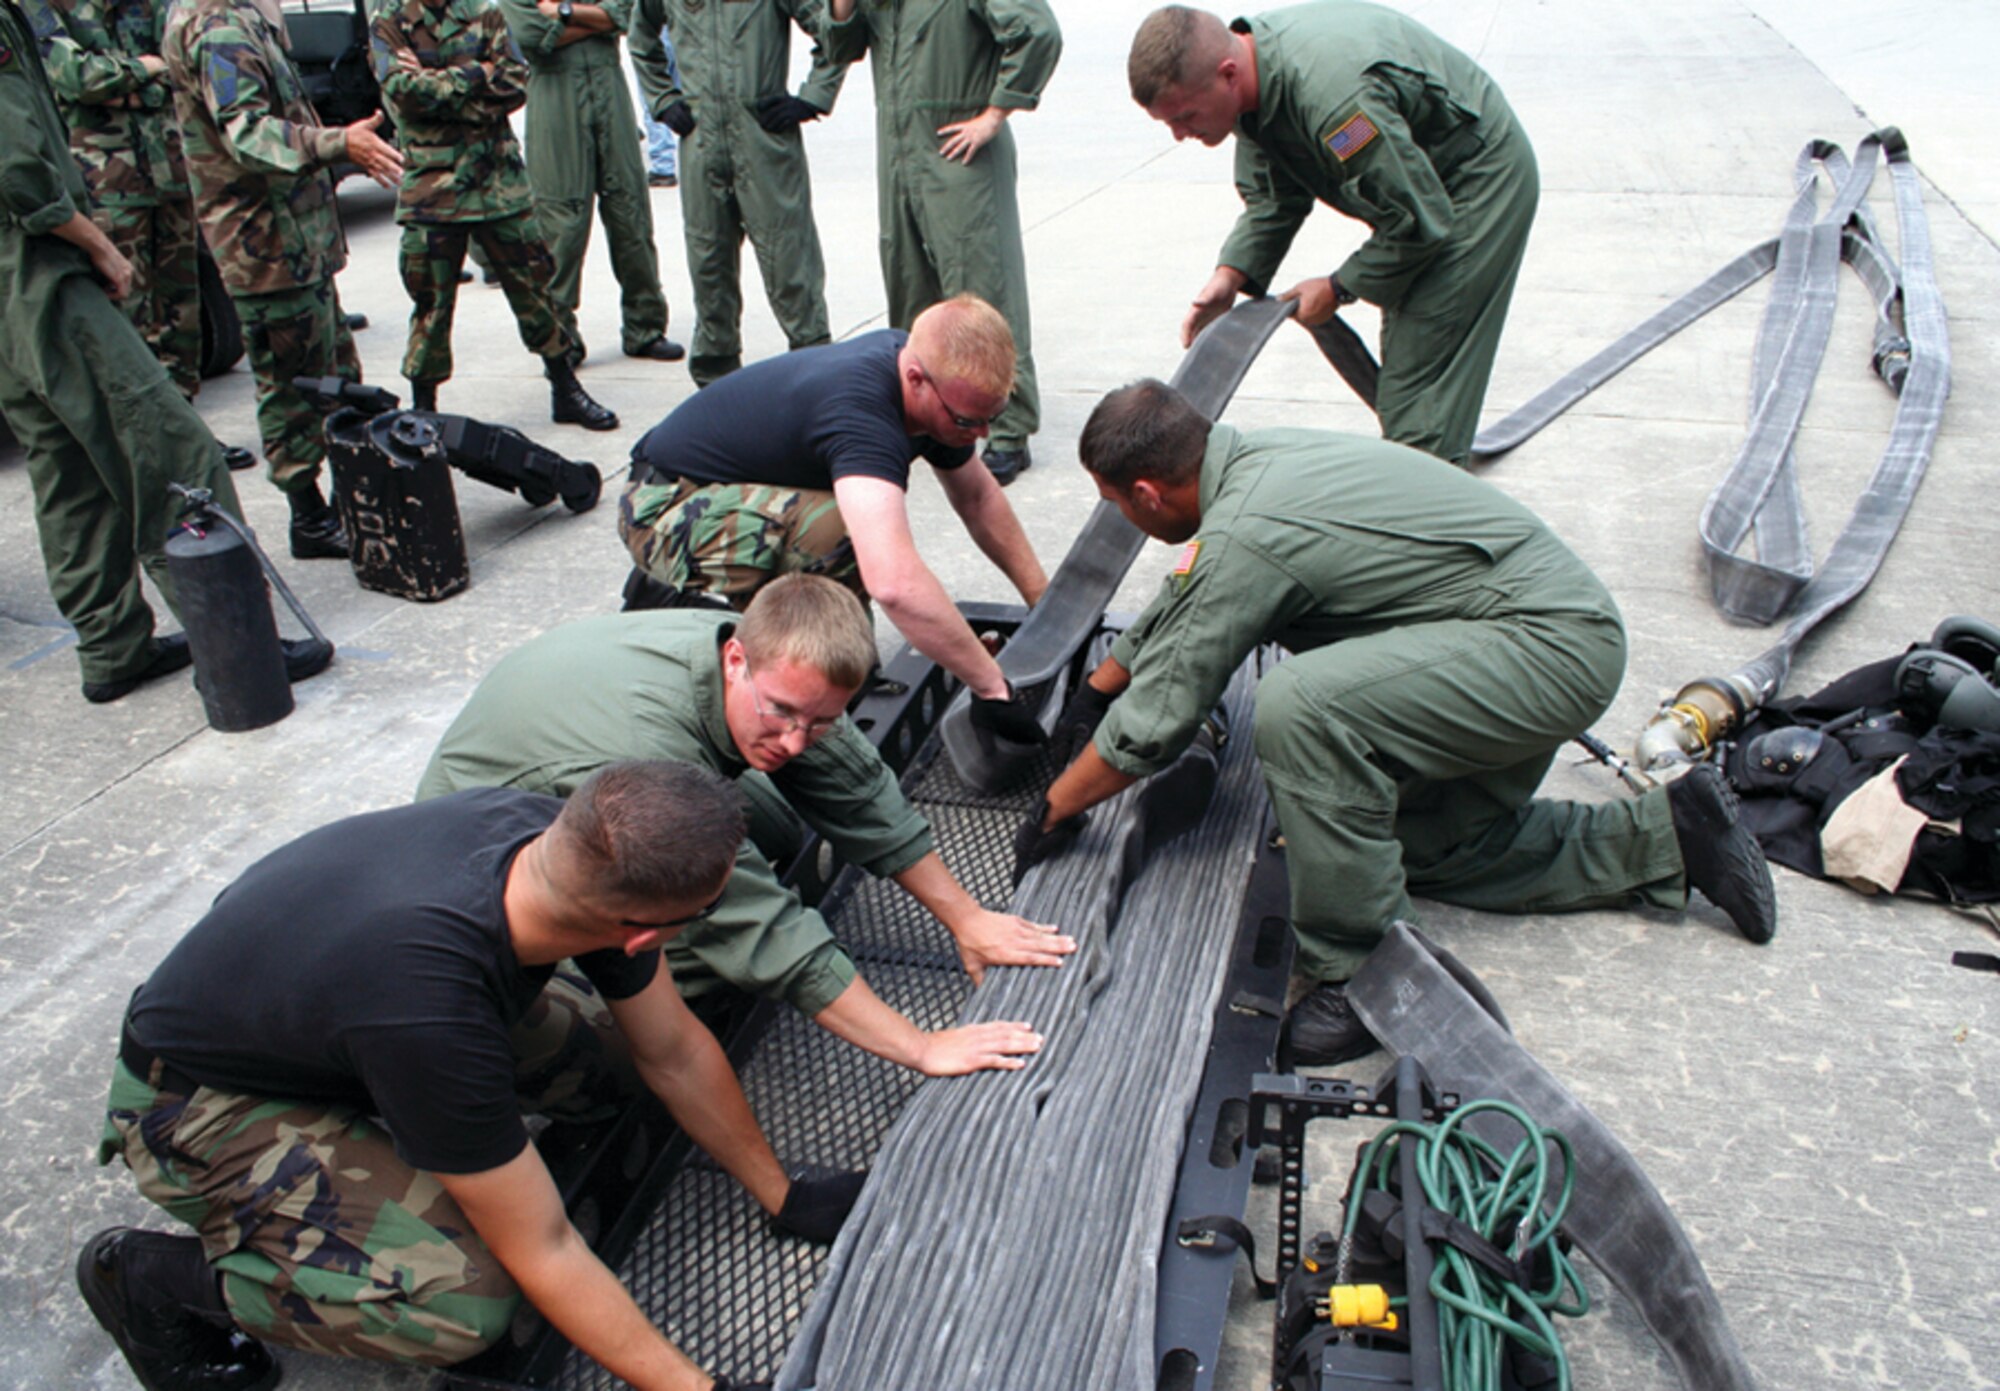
left=675, top=838, right=858, bottom=1016
left=0, top=44, right=84, bottom=235
left=819, top=0, right=867, bottom=66
left=775, top=724, right=934, bottom=878
left=975, top=0, right=1058, bottom=111
left=495, top=0, right=562, bottom=59
left=787, top=0, right=846, bottom=113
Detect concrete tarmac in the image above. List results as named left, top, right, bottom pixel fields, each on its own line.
left=2, top=1, right=1995, bottom=1388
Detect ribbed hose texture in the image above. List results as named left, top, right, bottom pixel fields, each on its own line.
left=779, top=659, right=1269, bottom=1391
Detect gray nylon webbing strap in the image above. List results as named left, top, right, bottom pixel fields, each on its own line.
left=940, top=298, right=1299, bottom=792
left=779, top=664, right=1269, bottom=1391
left=1469, top=131, right=1948, bottom=698
left=1729, top=133, right=1950, bottom=701
left=1347, top=925, right=1760, bottom=1391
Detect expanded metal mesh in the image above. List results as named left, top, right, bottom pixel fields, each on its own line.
left=549, top=763, right=1007, bottom=1389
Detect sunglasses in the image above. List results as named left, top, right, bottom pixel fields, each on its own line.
left=914, top=354, right=997, bottom=431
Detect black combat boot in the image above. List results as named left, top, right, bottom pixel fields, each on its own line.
left=1667, top=764, right=1778, bottom=943
left=982, top=443, right=1031, bottom=486
left=689, top=353, right=742, bottom=388
left=76, top=1228, right=279, bottom=1391
left=623, top=335, right=686, bottom=361
left=547, top=356, right=619, bottom=431
left=286, top=484, right=348, bottom=560
left=409, top=379, right=439, bottom=412
left=82, top=633, right=194, bottom=704
left=1283, top=982, right=1379, bottom=1067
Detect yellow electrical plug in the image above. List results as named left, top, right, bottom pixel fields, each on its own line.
left=1324, top=1285, right=1398, bottom=1330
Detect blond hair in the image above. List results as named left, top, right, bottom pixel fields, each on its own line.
left=909, top=293, right=1016, bottom=402
left=1129, top=6, right=1231, bottom=107
left=737, top=574, right=877, bottom=690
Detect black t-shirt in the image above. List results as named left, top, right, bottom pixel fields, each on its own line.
left=126, top=789, right=658, bottom=1175
left=629, top=329, right=973, bottom=491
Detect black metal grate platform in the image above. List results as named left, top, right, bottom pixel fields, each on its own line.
left=545, top=744, right=1032, bottom=1388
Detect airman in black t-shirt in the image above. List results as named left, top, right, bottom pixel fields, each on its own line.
left=81, top=762, right=844, bottom=1391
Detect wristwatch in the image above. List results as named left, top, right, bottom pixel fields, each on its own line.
left=557, top=0, right=574, bottom=20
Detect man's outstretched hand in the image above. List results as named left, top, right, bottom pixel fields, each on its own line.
left=915, top=1020, right=1044, bottom=1075
left=344, top=112, right=404, bottom=189
left=954, top=907, right=1075, bottom=985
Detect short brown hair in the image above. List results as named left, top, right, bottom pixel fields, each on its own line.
left=1078, top=379, right=1211, bottom=489
left=910, top=293, right=1016, bottom=402
left=554, top=760, right=745, bottom=903
left=1129, top=6, right=1231, bottom=107
left=737, top=574, right=877, bottom=691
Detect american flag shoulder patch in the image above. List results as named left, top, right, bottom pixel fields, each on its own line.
left=1324, top=110, right=1380, bottom=162
left=1173, top=539, right=1203, bottom=576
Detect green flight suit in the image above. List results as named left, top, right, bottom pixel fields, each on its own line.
left=1219, top=2, right=1539, bottom=466
left=416, top=610, right=940, bottom=1015
left=369, top=0, right=573, bottom=384
left=162, top=0, right=360, bottom=493
left=1097, top=425, right=1684, bottom=982
left=496, top=0, right=668, bottom=355
left=629, top=0, right=842, bottom=382
left=26, top=0, right=202, bottom=397
left=823, top=0, right=1057, bottom=452
left=0, top=0, right=241, bottom=685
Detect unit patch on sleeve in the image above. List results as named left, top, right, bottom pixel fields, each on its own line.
left=1171, top=538, right=1203, bottom=590
left=1324, top=110, right=1379, bottom=162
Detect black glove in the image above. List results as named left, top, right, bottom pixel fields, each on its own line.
left=1012, top=800, right=1089, bottom=885
left=710, top=1377, right=772, bottom=1391
left=660, top=99, right=696, bottom=137
left=773, top=1169, right=868, bottom=1244
left=969, top=680, right=1048, bottom=746
left=1052, top=680, right=1115, bottom=762
left=755, top=93, right=822, bottom=132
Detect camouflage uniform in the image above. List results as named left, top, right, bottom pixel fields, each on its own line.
left=495, top=0, right=668, bottom=355
left=97, top=977, right=626, bottom=1363
left=24, top=0, right=201, bottom=397
left=369, top=0, right=574, bottom=385
left=0, top=0, right=244, bottom=686
left=162, top=0, right=359, bottom=494
left=617, top=473, right=860, bottom=605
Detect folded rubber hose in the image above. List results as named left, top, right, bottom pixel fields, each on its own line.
left=780, top=661, right=1270, bottom=1391
left=1345, top=924, right=1761, bottom=1391
left=941, top=298, right=1301, bottom=793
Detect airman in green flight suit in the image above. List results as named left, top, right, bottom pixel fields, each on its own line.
left=496, top=0, right=684, bottom=362
left=629, top=0, right=844, bottom=387
left=823, top=0, right=1059, bottom=485
left=1022, top=382, right=1777, bottom=1067
left=1131, top=3, right=1539, bottom=466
